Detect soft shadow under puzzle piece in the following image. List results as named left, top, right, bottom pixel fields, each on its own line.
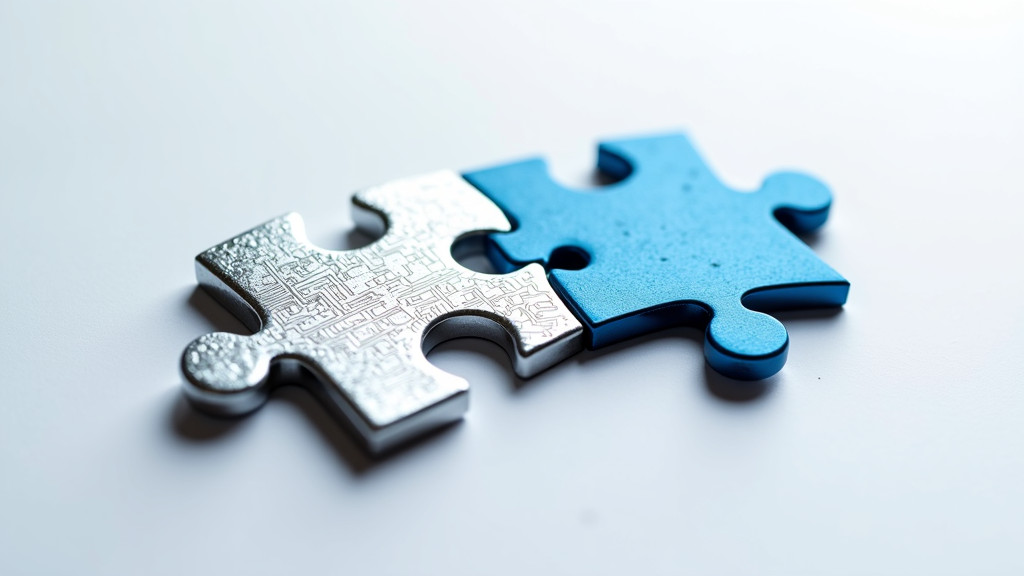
left=181, top=171, right=582, bottom=454
left=464, top=134, right=849, bottom=380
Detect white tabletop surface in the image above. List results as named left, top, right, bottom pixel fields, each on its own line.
left=2, top=1, right=1022, bottom=574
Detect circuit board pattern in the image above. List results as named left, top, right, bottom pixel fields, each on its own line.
left=181, top=171, right=582, bottom=452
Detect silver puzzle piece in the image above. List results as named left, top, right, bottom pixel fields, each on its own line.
left=181, top=170, right=583, bottom=454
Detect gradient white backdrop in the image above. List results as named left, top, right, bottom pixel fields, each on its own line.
left=2, top=1, right=1022, bottom=574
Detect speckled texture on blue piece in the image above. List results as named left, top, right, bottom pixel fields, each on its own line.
left=464, top=133, right=849, bottom=380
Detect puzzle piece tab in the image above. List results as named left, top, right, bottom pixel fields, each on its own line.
left=181, top=171, right=583, bottom=454
left=464, top=134, right=849, bottom=380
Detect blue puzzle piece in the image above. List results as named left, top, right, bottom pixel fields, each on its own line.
left=464, top=133, right=849, bottom=380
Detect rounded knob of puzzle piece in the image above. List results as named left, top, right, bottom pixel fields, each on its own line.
left=181, top=332, right=274, bottom=415
left=704, top=308, right=789, bottom=380
left=759, top=172, right=834, bottom=234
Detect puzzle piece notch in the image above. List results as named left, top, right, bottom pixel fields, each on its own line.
left=181, top=171, right=583, bottom=454
left=464, top=133, right=849, bottom=380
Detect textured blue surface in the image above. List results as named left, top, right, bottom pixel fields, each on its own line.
left=464, top=133, right=849, bottom=380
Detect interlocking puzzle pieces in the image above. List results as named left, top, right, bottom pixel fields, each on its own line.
left=464, top=133, right=849, bottom=380
left=181, top=171, right=583, bottom=454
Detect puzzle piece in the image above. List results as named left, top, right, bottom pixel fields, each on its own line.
left=181, top=171, right=583, bottom=454
left=464, top=133, right=849, bottom=380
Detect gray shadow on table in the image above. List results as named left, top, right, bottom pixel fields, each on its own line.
left=173, top=281, right=846, bottom=470
left=574, top=305, right=846, bottom=404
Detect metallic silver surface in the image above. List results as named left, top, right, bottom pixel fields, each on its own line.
left=181, top=170, right=583, bottom=454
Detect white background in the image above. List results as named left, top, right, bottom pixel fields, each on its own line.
left=2, top=1, right=1023, bottom=574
